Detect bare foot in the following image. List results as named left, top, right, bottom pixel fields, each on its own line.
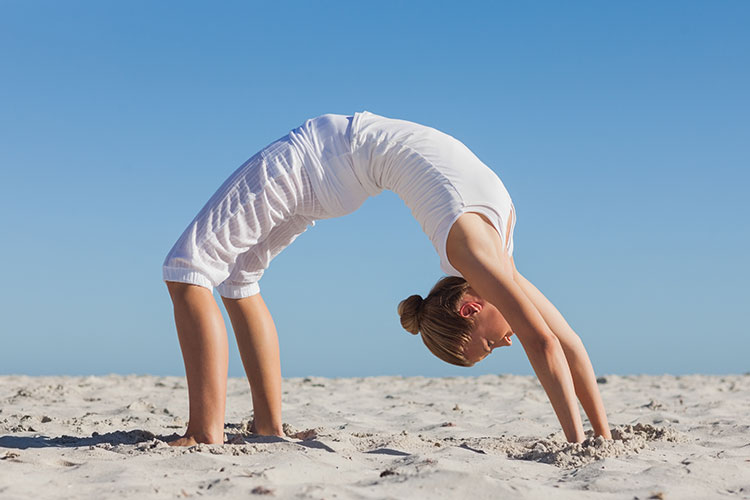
left=168, top=435, right=200, bottom=447
left=250, top=420, right=285, bottom=438
left=168, top=433, right=227, bottom=446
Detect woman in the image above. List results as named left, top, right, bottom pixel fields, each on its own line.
left=163, top=111, right=611, bottom=445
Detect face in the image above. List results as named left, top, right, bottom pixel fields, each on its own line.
left=459, top=297, right=514, bottom=366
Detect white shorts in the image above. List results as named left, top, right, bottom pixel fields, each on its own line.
left=162, top=134, right=328, bottom=298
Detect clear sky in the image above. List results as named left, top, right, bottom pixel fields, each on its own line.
left=1, top=1, right=748, bottom=378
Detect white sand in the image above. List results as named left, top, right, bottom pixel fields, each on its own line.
left=1, top=374, right=749, bottom=499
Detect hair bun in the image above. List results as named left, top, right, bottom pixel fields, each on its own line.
left=397, top=294, right=423, bottom=335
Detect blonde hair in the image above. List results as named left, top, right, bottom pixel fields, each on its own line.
left=397, top=276, right=475, bottom=366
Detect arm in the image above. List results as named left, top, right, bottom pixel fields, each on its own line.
left=512, top=264, right=611, bottom=438
left=447, top=220, right=585, bottom=442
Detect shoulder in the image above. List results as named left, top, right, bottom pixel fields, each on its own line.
left=446, top=212, right=513, bottom=277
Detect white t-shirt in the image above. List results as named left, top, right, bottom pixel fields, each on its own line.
left=292, top=110, right=516, bottom=277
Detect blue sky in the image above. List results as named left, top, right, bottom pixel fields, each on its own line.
left=1, top=1, right=748, bottom=377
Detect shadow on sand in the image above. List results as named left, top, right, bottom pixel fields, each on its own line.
left=0, top=429, right=174, bottom=449
left=0, top=429, right=335, bottom=452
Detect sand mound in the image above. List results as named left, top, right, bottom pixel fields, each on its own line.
left=458, top=423, right=685, bottom=468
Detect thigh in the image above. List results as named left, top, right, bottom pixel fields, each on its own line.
left=217, top=213, right=316, bottom=297
left=163, top=136, right=310, bottom=290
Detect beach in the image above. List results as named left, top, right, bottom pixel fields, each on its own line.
left=1, top=374, right=748, bottom=499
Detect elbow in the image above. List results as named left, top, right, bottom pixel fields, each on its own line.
left=541, top=334, right=564, bottom=355
left=567, top=332, right=585, bottom=351
left=527, top=332, right=562, bottom=357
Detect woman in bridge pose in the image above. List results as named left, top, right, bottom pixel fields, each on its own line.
left=162, top=111, right=611, bottom=445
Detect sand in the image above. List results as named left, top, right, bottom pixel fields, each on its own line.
left=1, top=374, right=749, bottom=499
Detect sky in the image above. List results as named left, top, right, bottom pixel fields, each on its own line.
left=1, top=1, right=748, bottom=378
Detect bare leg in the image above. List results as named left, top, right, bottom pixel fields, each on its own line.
left=221, top=293, right=284, bottom=436
left=166, top=281, right=228, bottom=445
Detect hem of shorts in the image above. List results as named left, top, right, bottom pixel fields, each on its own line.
left=162, top=267, right=214, bottom=291
left=215, top=282, right=260, bottom=299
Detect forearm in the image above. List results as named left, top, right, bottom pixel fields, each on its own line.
left=514, top=272, right=611, bottom=438
left=559, top=337, right=611, bottom=438
left=490, top=281, right=586, bottom=442
left=525, top=336, right=586, bottom=442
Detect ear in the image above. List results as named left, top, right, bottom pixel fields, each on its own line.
left=458, top=301, right=482, bottom=318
